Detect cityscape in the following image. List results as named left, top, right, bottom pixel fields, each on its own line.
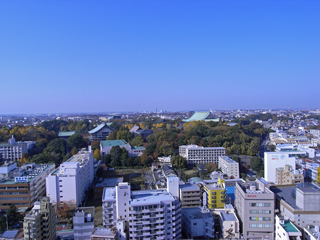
left=1, top=1, right=320, bottom=240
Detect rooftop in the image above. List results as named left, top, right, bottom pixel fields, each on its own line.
left=180, top=184, right=200, bottom=191
left=89, top=122, right=113, bottom=134
left=219, top=156, right=237, bottom=164
left=91, top=227, right=116, bottom=237
left=101, top=140, right=128, bottom=147
left=182, top=207, right=214, bottom=221
left=58, top=131, right=76, bottom=137
left=281, top=220, right=299, bottom=232
left=130, top=189, right=175, bottom=205
left=183, top=111, right=219, bottom=122
left=102, top=187, right=116, bottom=202
left=220, top=210, right=237, bottom=222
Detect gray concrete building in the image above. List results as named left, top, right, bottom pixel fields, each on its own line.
left=235, top=178, right=275, bottom=240
left=23, top=197, right=56, bottom=240
left=271, top=183, right=320, bottom=229
left=179, top=184, right=201, bottom=208
left=73, top=207, right=95, bottom=240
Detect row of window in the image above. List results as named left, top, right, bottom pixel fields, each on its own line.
left=249, top=224, right=271, bottom=228
left=249, top=210, right=271, bottom=214
left=0, top=197, right=29, bottom=201
left=249, top=217, right=271, bottom=221
left=249, top=203, right=271, bottom=207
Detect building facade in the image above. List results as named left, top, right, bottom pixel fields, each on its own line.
left=235, top=179, right=275, bottom=240
left=100, top=140, right=145, bottom=159
left=264, top=151, right=303, bottom=183
left=275, top=165, right=304, bottom=185
left=88, top=123, right=114, bottom=141
left=275, top=215, right=302, bottom=240
left=46, top=149, right=94, bottom=206
left=23, top=197, right=56, bottom=240
left=0, top=136, right=28, bottom=161
left=179, top=184, right=201, bottom=208
left=73, top=207, right=95, bottom=240
left=203, top=179, right=225, bottom=209
left=179, top=145, right=225, bottom=165
left=218, top=156, right=240, bottom=179
left=102, top=182, right=182, bottom=239
left=0, top=163, right=55, bottom=210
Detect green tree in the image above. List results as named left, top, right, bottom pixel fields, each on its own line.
left=129, top=135, right=144, bottom=147
left=66, top=134, right=86, bottom=151
left=250, top=156, right=264, bottom=172
left=120, top=147, right=129, bottom=166
left=104, top=154, right=112, bottom=165
left=110, top=146, right=122, bottom=167
left=7, top=204, right=17, bottom=223
left=171, top=155, right=187, bottom=168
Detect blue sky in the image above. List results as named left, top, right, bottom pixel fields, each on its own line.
left=0, top=0, right=319, bottom=114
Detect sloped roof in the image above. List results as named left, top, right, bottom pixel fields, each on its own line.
left=58, top=131, right=76, bottom=137
left=130, top=126, right=141, bottom=133
left=89, top=122, right=114, bottom=134
left=183, top=111, right=219, bottom=122
left=100, top=140, right=127, bottom=147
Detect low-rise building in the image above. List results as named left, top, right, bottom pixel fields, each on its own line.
left=275, top=215, right=302, bottom=240
left=89, top=123, right=114, bottom=142
left=57, top=131, right=75, bottom=140
left=218, top=156, right=239, bottom=179
left=272, top=183, right=320, bottom=229
left=179, top=184, right=201, bottom=208
left=90, top=228, right=117, bottom=240
left=203, top=179, right=225, bottom=209
left=23, top=197, right=56, bottom=240
left=0, top=136, right=28, bottom=161
left=100, top=140, right=145, bottom=158
left=73, top=207, right=95, bottom=240
left=181, top=207, right=215, bottom=239
left=216, top=204, right=240, bottom=239
left=275, top=165, right=304, bottom=185
left=179, top=145, right=225, bottom=165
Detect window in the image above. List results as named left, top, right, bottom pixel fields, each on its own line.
left=249, top=203, right=271, bottom=207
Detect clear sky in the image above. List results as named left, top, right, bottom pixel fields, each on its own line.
left=0, top=0, right=319, bottom=114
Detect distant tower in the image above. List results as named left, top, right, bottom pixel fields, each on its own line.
left=156, top=107, right=157, bottom=114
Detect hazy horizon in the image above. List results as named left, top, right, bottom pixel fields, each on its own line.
left=1, top=1, right=319, bottom=114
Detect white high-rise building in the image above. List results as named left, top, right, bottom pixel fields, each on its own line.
left=46, top=148, right=94, bottom=206
left=179, top=145, right=225, bottom=164
left=102, top=182, right=182, bottom=240
left=218, top=156, right=240, bottom=179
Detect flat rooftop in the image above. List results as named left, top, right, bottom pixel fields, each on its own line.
left=204, top=183, right=224, bottom=190
left=130, top=190, right=175, bottom=205
left=182, top=207, right=213, bottom=220
left=100, top=140, right=127, bottom=147
left=102, top=187, right=116, bottom=202
left=281, top=221, right=299, bottom=232
left=180, top=184, right=200, bottom=191
left=91, top=227, right=116, bottom=237
left=219, top=156, right=237, bottom=163
left=220, top=210, right=237, bottom=222
left=271, top=186, right=298, bottom=209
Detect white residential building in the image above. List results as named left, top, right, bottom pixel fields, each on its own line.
left=310, top=129, right=320, bottom=138
left=179, top=145, right=225, bottom=164
left=218, top=156, right=239, bottom=179
left=46, top=148, right=94, bottom=206
left=0, top=135, right=28, bottom=161
left=215, top=204, right=240, bottom=239
left=102, top=181, right=182, bottom=240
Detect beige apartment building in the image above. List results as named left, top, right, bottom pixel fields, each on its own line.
left=275, top=165, right=304, bottom=185
left=179, top=184, right=201, bottom=208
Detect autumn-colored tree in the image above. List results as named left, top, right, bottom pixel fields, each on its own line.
left=205, top=163, right=217, bottom=172
left=71, top=147, right=78, bottom=156
left=317, top=167, right=320, bottom=185
left=93, top=148, right=101, bottom=160
left=55, top=200, right=76, bottom=220
left=91, top=140, right=100, bottom=151
left=19, top=153, right=29, bottom=165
